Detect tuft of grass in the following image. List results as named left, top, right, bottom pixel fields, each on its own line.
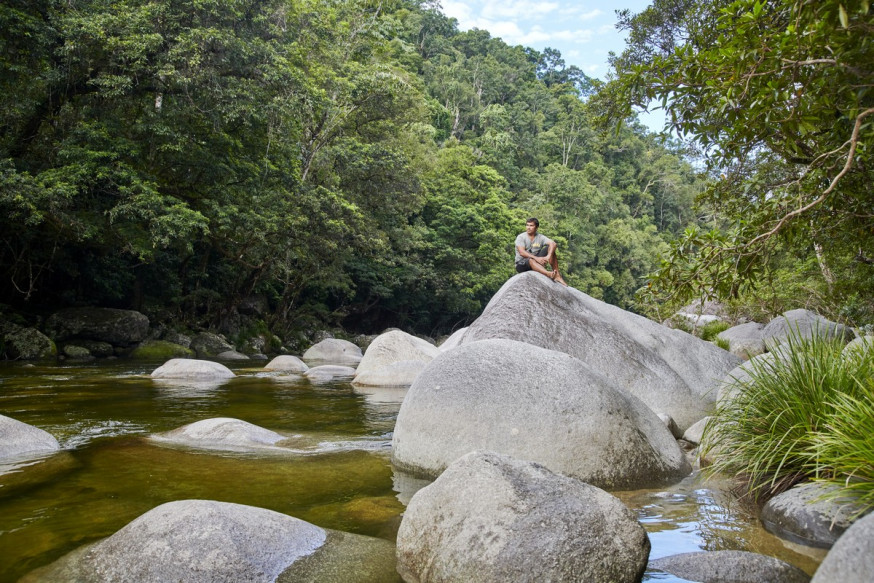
left=700, top=320, right=731, bottom=342
left=812, top=384, right=874, bottom=517
left=714, top=336, right=730, bottom=352
left=702, top=328, right=873, bottom=503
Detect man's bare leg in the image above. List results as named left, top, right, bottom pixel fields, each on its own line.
left=547, top=254, right=568, bottom=286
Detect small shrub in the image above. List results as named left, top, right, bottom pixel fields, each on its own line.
left=714, top=336, right=730, bottom=351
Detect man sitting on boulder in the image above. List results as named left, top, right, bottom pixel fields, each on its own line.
left=514, top=218, right=567, bottom=286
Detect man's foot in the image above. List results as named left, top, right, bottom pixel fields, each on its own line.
left=554, top=271, right=568, bottom=286
left=548, top=270, right=558, bottom=280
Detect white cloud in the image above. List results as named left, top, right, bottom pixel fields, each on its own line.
left=482, top=0, right=560, bottom=20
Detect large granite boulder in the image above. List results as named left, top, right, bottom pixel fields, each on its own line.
left=189, top=332, right=235, bottom=357
left=438, top=327, right=468, bottom=352
left=718, top=321, right=767, bottom=359
left=21, top=499, right=398, bottom=583
left=392, top=338, right=691, bottom=490
left=762, top=309, right=854, bottom=350
left=811, top=510, right=874, bottom=583
left=150, top=358, right=235, bottom=380
left=0, top=415, right=61, bottom=461
left=150, top=418, right=288, bottom=453
left=263, top=355, right=309, bottom=373
left=352, top=360, right=427, bottom=388
left=45, top=307, right=149, bottom=345
left=302, top=338, right=363, bottom=365
left=354, top=330, right=439, bottom=380
left=0, top=323, right=57, bottom=360
left=843, top=336, right=873, bottom=359
left=761, top=482, right=871, bottom=549
left=396, top=451, right=650, bottom=583
left=649, top=550, right=810, bottom=583
left=461, top=273, right=740, bottom=431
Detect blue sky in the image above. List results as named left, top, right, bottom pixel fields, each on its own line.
left=439, top=0, right=666, bottom=131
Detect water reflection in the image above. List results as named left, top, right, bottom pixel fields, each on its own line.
left=0, top=361, right=826, bottom=582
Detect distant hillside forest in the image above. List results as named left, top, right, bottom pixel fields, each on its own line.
left=2, top=0, right=870, bottom=336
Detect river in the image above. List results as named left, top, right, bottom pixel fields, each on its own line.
left=0, top=360, right=825, bottom=582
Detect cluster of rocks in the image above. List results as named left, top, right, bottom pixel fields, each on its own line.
left=4, top=272, right=873, bottom=582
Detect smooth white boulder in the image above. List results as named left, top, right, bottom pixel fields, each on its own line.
left=461, top=273, right=740, bottom=431
left=354, top=330, right=438, bottom=379
left=150, top=358, right=235, bottom=380
left=0, top=415, right=60, bottom=461
left=396, top=451, right=650, bottom=583
left=23, top=500, right=326, bottom=582
left=302, top=339, right=362, bottom=365
left=351, top=359, right=427, bottom=387
left=263, top=355, right=309, bottom=373
left=150, top=418, right=288, bottom=452
left=392, top=338, right=691, bottom=489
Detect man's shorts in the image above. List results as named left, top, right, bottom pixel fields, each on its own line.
left=515, top=246, right=549, bottom=273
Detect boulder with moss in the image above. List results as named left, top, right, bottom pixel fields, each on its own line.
left=130, top=340, right=195, bottom=360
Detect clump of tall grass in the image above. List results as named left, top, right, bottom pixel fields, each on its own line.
left=699, top=320, right=730, bottom=342
left=702, top=328, right=873, bottom=506
left=811, top=379, right=874, bottom=516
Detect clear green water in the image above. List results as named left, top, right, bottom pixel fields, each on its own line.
left=0, top=360, right=824, bottom=582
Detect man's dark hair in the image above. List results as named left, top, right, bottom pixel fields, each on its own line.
left=526, top=217, right=539, bottom=227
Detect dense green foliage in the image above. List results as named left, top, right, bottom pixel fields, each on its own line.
left=0, top=0, right=703, bottom=336
left=704, top=332, right=874, bottom=508
left=603, top=0, right=874, bottom=325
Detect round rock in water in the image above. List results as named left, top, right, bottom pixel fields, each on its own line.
left=0, top=414, right=60, bottom=461
left=354, top=330, right=438, bottom=379
left=302, top=338, right=363, bottom=365
left=150, top=418, right=288, bottom=452
left=22, top=500, right=326, bottom=583
left=392, top=338, right=690, bottom=490
left=396, top=451, right=650, bottom=583
left=761, top=482, right=871, bottom=549
left=811, top=510, right=874, bottom=583
left=352, top=359, right=427, bottom=388
left=649, top=550, right=810, bottom=583
left=263, top=355, right=309, bottom=373
left=150, top=358, right=235, bottom=380
left=304, top=365, right=357, bottom=383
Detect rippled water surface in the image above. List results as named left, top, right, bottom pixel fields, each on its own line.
left=0, top=360, right=824, bottom=582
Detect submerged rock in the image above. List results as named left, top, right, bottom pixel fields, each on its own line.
left=392, top=338, right=690, bottom=490
left=460, top=273, right=740, bottom=431
left=150, top=418, right=289, bottom=452
left=0, top=414, right=61, bottom=461
left=304, top=365, right=356, bottom=383
left=150, top=358, right=235, bottom=380
left=396, top=451, right=650, bottom=583
left=649, top=550, right=810, bottom=583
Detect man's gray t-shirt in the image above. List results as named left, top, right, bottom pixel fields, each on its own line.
left=514, top=232, right=552, bottom=263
